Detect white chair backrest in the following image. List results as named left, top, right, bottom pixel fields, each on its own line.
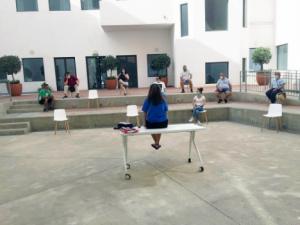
left=127, top=105, right=138, bottom=117
left=88, top=90, right=98, bottom=99
left=268, top=104, right=282, bottom=117
left=54, top=109, right=67, bottom=121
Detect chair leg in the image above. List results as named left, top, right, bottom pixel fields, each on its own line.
left=54, top=122, right=57, bottom=135
left=64, top=121, right=67, bottom=133
left=96, top=99, right=99, bottom=108
left=136, top=116, right=140, bottom=128
left=276, top=118, right=279, bottom=133
left=204, top=112, right=208, bottom=124
left=88, top=100, right=90, bottom=109
left=66, top=121, right=71, bottom=135
left=279, top=117, right=283, bottom=130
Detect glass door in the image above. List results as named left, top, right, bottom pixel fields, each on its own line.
left=54, top=57, right=76, bottom=91
left=116, top=55, right=138, bottom=88
left=86, top=56, right=106, bottom=89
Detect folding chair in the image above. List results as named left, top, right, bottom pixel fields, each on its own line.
left=126, top=105, right=140, bottom=128
left=88, top=90, right=99, bottom=108
left=54, top=109, right=70, bottom=135
left=261, top=104, right=282, bottom=132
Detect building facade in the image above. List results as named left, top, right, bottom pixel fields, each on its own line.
left=0, top=0, right=297, bottom=92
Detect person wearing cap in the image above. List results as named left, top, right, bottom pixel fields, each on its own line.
left=38, top=83, right=54, bottom=112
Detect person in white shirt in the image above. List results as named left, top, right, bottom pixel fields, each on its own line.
left=189, top=87, right=206, bottom=125
left=180, top=65, right=193, bottom=93
left=215, top=73, right=232, bottom=103
left=266, top=72, right=285, bottom=103
left=153, top=76, right=166, bottom=94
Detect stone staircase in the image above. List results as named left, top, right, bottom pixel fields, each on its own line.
left=7, top=100, right=43, bottom=114
left=0, top=122, right=31, bottom=136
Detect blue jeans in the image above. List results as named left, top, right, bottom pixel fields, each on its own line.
left=192, top=106, right=204, bottom=119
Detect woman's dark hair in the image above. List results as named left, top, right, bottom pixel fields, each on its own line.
left=197, top=87, right=203, bottom=94
left=147, top=84, right=163, bottom=105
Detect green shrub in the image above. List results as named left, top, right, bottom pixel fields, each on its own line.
left=150, top=54, right=171, bottom=76
left=0, top=55, right=21, bottom=83
left=252, top=48, right=272, bottom=71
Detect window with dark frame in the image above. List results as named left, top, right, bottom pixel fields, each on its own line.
left=205, top=62, right=229, bottom=84
left=81, top=0, right=100, bottom=10
left=277, top=44, right=288, bottom=70
left=205, top=0, right=228, bottom=31
left=22, top=58, right=45, bottom=82
left=16, top=0, right=38, bottom=12
left=147, top=54, right=168, bottom=77
left=243, top=0, right=247, bottom=28
left=180, top=3, right=189, bottom=37
left=49, top=0, right=71, bottom=11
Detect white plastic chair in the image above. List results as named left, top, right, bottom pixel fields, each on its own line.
left=54, top=109, right=70, bottom=134
left=88, top=90, right=99, bottom=108
left=126, top=105, right=140, bottom=127
left=262, top=104, right=283, bottom=132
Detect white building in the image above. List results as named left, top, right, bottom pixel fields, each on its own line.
left=0, top=0, right=297, bottom=92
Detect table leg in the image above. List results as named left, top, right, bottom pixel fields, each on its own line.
left=192, top=132, right=204, bottom=172
left=122, top=136, right=131, bottom=180
left=188, top=131, right=193, bottom=163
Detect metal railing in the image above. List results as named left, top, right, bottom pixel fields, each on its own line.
left=240, top=70, right=300, bottom=99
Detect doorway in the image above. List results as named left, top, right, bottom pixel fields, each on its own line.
left=86, top=56, right=106, bottom=89
left=54, top=57, right=76, bottom=91
left=116, top=55, right=138, bottom=88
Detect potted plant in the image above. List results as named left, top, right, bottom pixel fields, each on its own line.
left=252, top=47, right=272, bottom=86
left=150, top=54, right=171, bottom=86
left=0, top=55, right=22, bottom=96
left=101, top=55, right=118, bottom=89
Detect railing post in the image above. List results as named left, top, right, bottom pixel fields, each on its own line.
left=245, top=71, right=247, bottom=93
left=239, top=71, right=242, bottom=92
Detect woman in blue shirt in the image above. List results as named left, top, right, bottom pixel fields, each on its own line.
left=142, top=84, right=168, bottom=150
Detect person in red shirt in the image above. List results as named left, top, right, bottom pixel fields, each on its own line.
left=63, top=72, right=80, bottom=98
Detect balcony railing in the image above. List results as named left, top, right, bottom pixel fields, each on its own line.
left=240, top=70, right=300, bottom=99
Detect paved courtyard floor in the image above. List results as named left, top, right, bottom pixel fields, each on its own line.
left=0, top=122, right=299, bottom=225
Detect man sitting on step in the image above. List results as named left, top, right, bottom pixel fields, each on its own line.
left=38, top=83, right=54, bottom=112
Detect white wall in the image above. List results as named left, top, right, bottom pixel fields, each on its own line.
left=0, top=0, right=173, bottom=92
left=275, top=0, right=300, bottom=70
left=172, top=0, right=247, bottom=87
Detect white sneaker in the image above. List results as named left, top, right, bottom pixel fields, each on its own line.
left=197, top=120, right=202, bottom=126
left=188, top=117, right=194, bottom=123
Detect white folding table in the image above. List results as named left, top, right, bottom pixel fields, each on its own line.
left=120, top=123, right=206, bottom=180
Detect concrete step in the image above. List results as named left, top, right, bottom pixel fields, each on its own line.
left=10, top=104, right=43, bottom=110
left=7, top=108, right=44, bottom=114
left=0, top=128, right=30, bottom=136
left=12, top=100, right=37, bottom=105
left=0, top=122, right=31, bottom=130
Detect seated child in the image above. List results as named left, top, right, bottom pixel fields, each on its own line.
left=189, top=87, right=206, bottom=125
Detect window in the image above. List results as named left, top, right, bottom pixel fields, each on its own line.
left=243, top=0, right=247, bottom=28
left=205, top=0, right=228, bottom=31
left=22, top=58, right=45, bottom=82
left=49, top=0, right=70, bottom=11
left=277, top=44, right=288, bottom=70
left=0, top=71, right=6, bottom=81
left=16, top=0, right=38, bottom=12
left=54, top=57, right=76, bottom=91
left=147, top=54, right=168, bottom=77
left=180, top=3, right=189, bottom=37
left=249, top=48, right=260, bottom=71
left=81, top=0, right=99, bottom=10
left=205, top=62, right=229, bottom=84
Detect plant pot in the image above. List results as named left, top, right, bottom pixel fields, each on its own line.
left=105, top=79, right=117, bottom=90
left=256, top=72, right=271, bottom=86
left=160, top=77, right=168, bottom=86
left=7, top=83, right=22, bottom=96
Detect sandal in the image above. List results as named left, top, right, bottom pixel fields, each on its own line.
left=151, top=144, right=161, bottom=150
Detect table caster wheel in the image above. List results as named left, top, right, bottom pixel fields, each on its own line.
left=188, top=158, right=192, bottom=163
left=125, top=173, right=131, bottom=180
left=126, top=163, right=131, bottom=169
left=199, top=167, right=204, bottom=172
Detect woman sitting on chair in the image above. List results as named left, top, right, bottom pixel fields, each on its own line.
left=118, top=68, right=130, bottom=96
left=142, top=84, right=168, bottom=150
